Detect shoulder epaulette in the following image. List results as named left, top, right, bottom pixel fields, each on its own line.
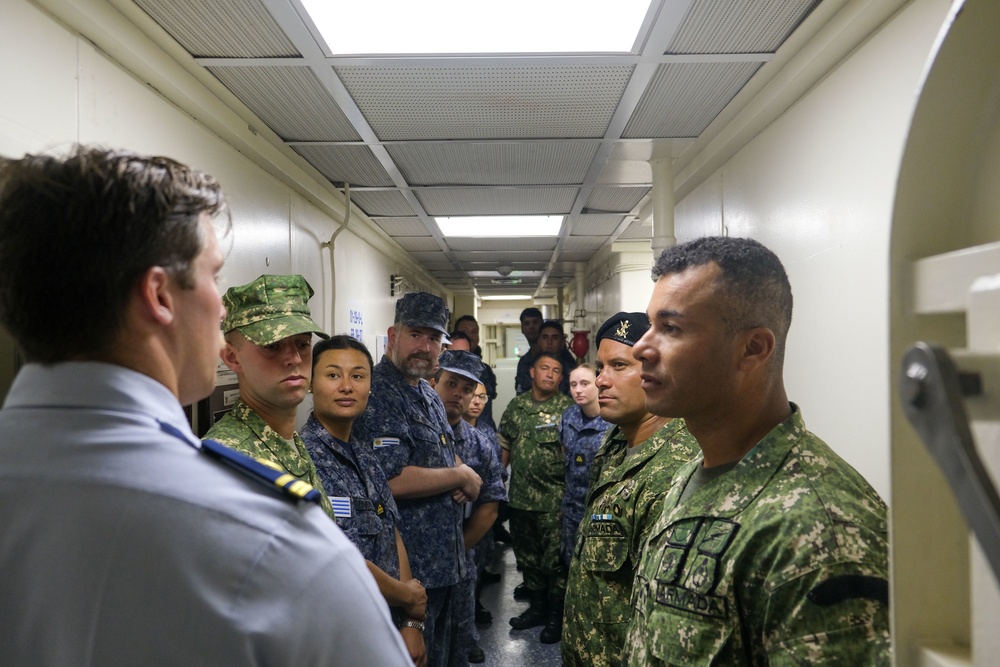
left=200, top=438, right=323, bottom=505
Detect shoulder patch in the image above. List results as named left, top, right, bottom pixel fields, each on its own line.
left=373, top=437, right=399, bottom=449
left=201, top=439, right=322, bottom=505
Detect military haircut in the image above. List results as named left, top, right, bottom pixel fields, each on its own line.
left=539, top=319, right=564, bottom=335
left=447, top=330, right=472, bottom=345
left=454, top=314, right=477, bottom=329
left=533, top=351, right=563, bottom=373
left=652, top=236, right=793, bottom=367
left=312, top=334, right=374, bottom=374
left=0, top=146, right=228, bottom=363
left=520, top=307, right=542, bottom=322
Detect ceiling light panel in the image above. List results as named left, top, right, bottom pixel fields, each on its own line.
left=623, top=62, right=762, bottom=138
left=453, top=251, right=554, bottom=263
left=350, top=191, right=417, bottom=217
left=334, top=65, right=633, bottom=140
left=292, top=145, right=394, bottom=187
left=135, top=0, right=297, bottom=58
left=207, top=66, right=361, bottom=141
left=585, top=186, right=650, bottom=213
left=667, top=0, right=822, bottom=54
left=387, top=142, right=600, bottom=186
left=417, top=187, right=577, bottom=216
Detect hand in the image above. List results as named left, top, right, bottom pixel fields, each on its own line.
left=401, top=578, right=427, bottom=620
left=400, top=626, right=427, bottom=667
left=456, top=463, right=482, bottom=502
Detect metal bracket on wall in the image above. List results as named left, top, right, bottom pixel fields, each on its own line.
left=900, top=341, right=1000, bottom=583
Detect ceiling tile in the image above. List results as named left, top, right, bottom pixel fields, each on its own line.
left=135, top=0, right=297, bottom=57
left=350, top=191, right=416, bottom=217
left=585, top=187, right=649, bottom=213
left=571, top=214, right=626, bottom=235
left=334, top=65, right=634, bottom=140
left=207, top=66, right=361, bottom=141
left=668, top=0, right=822, bottom=54
left=446, top=237, right=557, bottom=252
left=371, top=217, right=429, bottom=236
left=394, top=236, right=443, bottom=252
left=416, top=188, right=578, bottom=216
left=562, top=236, right=606, bottom=252
left=293, top=145, right=394, bottom=187
left=387, top=142, right=599, bottom=186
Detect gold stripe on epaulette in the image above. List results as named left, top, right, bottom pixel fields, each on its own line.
left=256, top=458, right=283, bottom=472
left=275, top=473, right=295, bottom=488
left=287, top=480, right=315, bottom=498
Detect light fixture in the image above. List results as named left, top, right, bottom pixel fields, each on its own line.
left=436, top=216, right=562, bottom=237
left=496, top=265, right=514, bottom=276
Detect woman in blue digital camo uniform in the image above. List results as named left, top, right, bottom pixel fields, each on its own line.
left=560, top=363, right=609, bottom=567
left=302, top=335, right=428, bottom=667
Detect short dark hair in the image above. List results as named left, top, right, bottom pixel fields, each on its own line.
left=533, top=352, right=563, bottom=372
left=520, top=307, right=542, bottom=322
left=454, top=315, right=477, bottom=329
left=448, top=330, right=472, bottom=345
left=312, top=335, right=374, bottom=374
left=0, top=146, right=227, bottom=363
left=539, top=320, right=564, bottom=335
left=652, top=236, right=793, bottom=367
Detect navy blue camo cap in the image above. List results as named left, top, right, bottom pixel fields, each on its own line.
left=437, top=350, right=484, bottom=385
left=395, top=291, right=451, bottom=339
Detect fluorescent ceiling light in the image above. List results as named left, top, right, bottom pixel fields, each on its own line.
left=481, top=294, right=533, bottom=301
left=437, top=216, right=562, bottom=237
left=300, top=0, right=650, bottom=55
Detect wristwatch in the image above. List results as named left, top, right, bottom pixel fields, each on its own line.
left=401, top=619, right=425, bottom=633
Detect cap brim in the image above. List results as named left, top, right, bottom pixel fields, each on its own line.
left=235, top=315, right=329, bottom=346
left=439, top=366, right=480, bottom=384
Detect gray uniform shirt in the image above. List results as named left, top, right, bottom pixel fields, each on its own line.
left=0, top=362, right=411, bottom=666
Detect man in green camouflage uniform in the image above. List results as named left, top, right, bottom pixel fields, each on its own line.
left=499, top=352, right=573, bottom=642
left=204, top=274, right=335, bottom=520
left=625, top=237, right=890, bottom=665
left=562, top=312, right=698, bottom=667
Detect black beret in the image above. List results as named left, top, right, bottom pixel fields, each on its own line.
left=596, top=312, right=650, bottom=347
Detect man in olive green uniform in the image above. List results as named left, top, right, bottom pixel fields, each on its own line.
left=204, top=274, right=335, bottom=520
left=499, top=352, right=573, bottom=642
left=625, top=237, right=889, bottom=665
left=562, top=312, right=698, bottom=667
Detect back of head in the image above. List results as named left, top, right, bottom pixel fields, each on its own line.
left=653, top=236, right=793, bottom=367
left=0, top=146, right=227, bottom=363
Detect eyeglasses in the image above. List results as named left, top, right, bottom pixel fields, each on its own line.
left=472, top=393, right=489, bottom=402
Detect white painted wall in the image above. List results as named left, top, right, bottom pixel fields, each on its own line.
left=0, top=0, right=431, bottom=399
left=650, top=0, right=953, bottom=500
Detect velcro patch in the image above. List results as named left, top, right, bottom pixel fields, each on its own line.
left=329, top=496, right=352, bottom=518
left=373, top=437, right=399, bottom=448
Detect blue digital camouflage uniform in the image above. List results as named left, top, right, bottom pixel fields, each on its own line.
left=204, top=399, right=335, bottom=520
left=624, top=406, right=890, bottom=666
left=353, top=355, right=465, bottom=667
left=499, top=390, right=573, bottom=591
left=300, top=414, right=401, bottom=579
left=559, top=404, right=610, bottom=565
left=562, top=419, right=698, bottom=667
left=515, top=347, right=577, bottom=395
left=453, top=418, right=508, bottom=656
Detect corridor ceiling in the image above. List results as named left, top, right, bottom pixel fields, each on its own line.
left=133, top=0, right=823, bottom=297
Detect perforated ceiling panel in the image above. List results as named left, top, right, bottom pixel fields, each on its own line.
left=571, top=214, right=627, bottom=236
left=667, top=0, right=822, bottom=54
left=446, top=237, right=557, bottom=252
left=394, top=237, right=443, bottom=253
left=350, top=191, right=416, bottom=217
left=334, top=65, right=634, bottom=140
left=624, top=62, right=761, bottom=138
left=417, top=188, right=578, bottom=216
left=454, top=251, right=554, bottom=264
left=371, top=217, right=430, bottom=237
left=135, top=0, right=297, bottom=58
left=619, top=220, right=654, bottom=239
left=562, top=236, right=607, bottom=252
left=293, top=145, right=394, bottom=187
left=585, top=187, right=650, bottom=213
left=387, top=142, right=600, bottom=186
left=208, top=66, right=361, bottom=141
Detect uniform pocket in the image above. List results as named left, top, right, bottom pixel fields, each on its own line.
left=352, top=497, right=382, bottom=537
left=579, top=526, right=628, bottom=572
left=646, top=607, right=733, bottom=666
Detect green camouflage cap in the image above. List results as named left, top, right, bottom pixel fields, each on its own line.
left=221, top=274, right=329, bottom=346
left=438, top=349, right=484, bottom=385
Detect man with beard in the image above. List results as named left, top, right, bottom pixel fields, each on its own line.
left=354, top=292, right=483, bottom=667
left=204, top=274, right=336, bottom=520
left=499, top=352, right=573, bottom=643
left=562, top=312, right=697, bottom=666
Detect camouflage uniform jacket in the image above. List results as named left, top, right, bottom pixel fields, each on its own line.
left=515, top=348, right=577, bottom=395
left=560, top=405, right=611, bottom=563
left=624, top=406, right=890, bottom=666
left=300, top=414, right=401, bottom=579
left=204, top=399, right=335, bottom=520
left=453, top=419, right=508, bottom=575
left=498, top=391, right=573, bottom=512
left=562, top=420, right=697, bottom=667
left=352, top=356, right=465, bottom=589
